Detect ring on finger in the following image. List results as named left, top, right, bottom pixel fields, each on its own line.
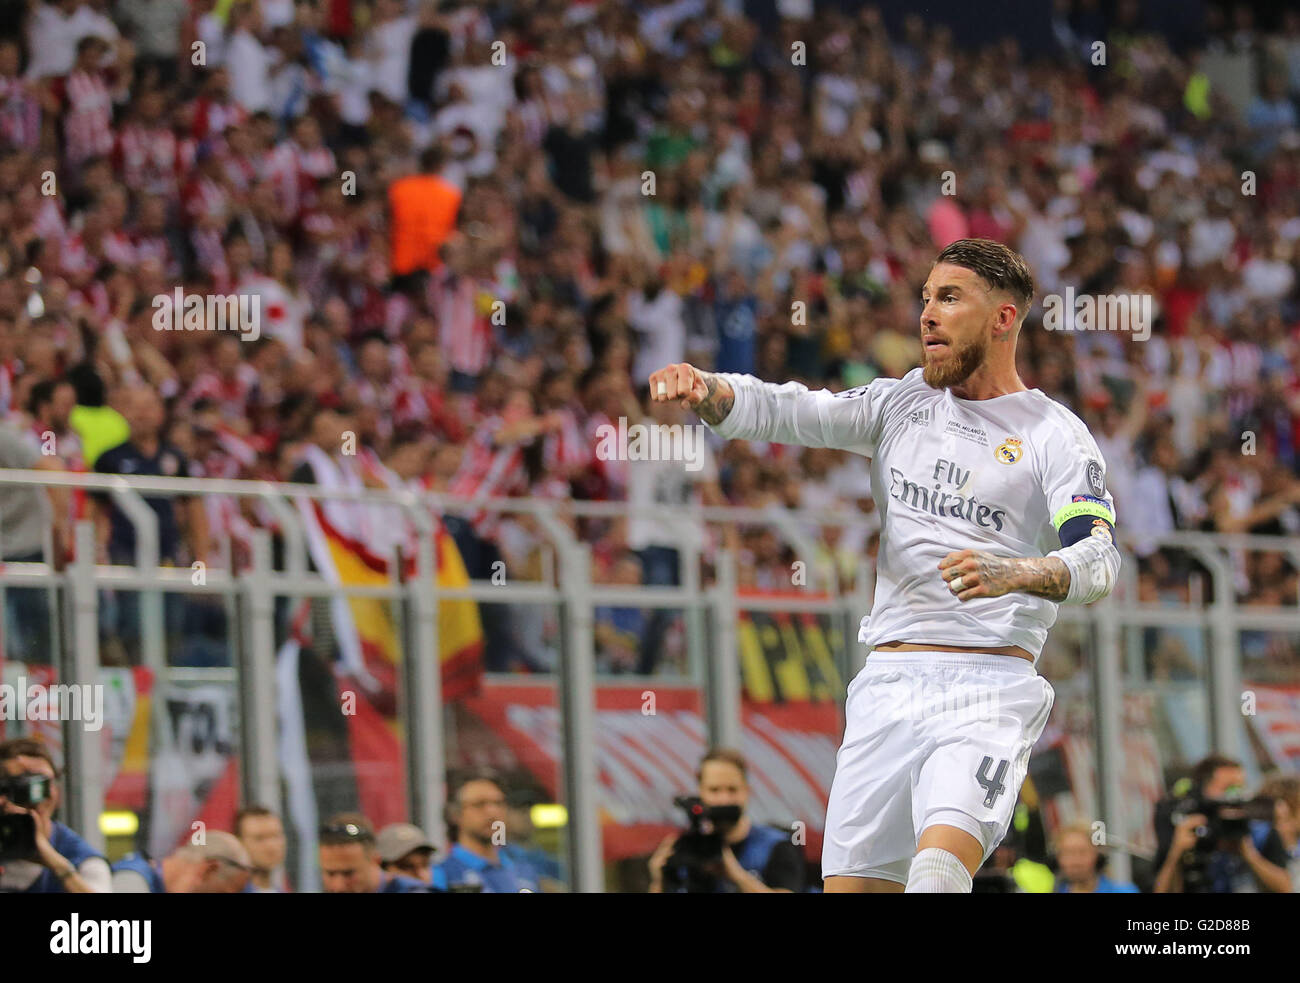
left=949, top=574, right=965, bottom=592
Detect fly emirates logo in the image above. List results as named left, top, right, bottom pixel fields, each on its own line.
left=887, top=457, right=1008, bottom=532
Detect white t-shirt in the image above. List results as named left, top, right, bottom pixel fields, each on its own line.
left=709, top=367, right=1117, bottom=661
left=25, top=4, right=83, bottom=79
left=626, top=439, right=718, bottom=551
left=226, top=29, right=273, bottom=113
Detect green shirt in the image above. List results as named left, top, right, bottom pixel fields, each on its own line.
left=70, top=405, right=131, bottom=469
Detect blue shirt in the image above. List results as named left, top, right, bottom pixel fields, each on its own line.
left=715, top=294, right=758, bottom=376
left=1054, top=874, right=1139, bottom=893
left=431, top=843, right=541, bottom=893
left=22, top=822, right=105, bottom=893
left=499, top=844, right=563, bottom=883
left=378, top=872, right=432, bottom=893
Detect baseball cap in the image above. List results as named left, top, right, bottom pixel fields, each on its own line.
left=375, top=823, right=436, bottom=864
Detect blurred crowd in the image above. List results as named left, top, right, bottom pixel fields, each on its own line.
left=2, top=0, right=1300, bottom=677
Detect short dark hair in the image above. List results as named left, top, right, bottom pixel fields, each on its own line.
left=420, top=144, right=447, bottom=173
left=444, top=768, right=506, bottom=842
left=1191, top=753, right=1241, bottom=792
left=448, top=768, right=505, bottom=808
left=0, top=736, right=60, bottom=777
left=27, top=377, right=70, bottom=416
left=697, top=747, right=748, bottom=784
left=234, top=805, right=279, bottom=838
left=933, top=238, right=1034, bottom=311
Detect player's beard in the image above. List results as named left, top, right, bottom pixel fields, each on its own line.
left=922, top=333, right=987, bottom=389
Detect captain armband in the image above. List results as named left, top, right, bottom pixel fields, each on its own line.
left=1047, top=497, right=1120, bottom=604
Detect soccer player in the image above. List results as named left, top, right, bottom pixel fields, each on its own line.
left=649, top=239, right=1120, bottom=893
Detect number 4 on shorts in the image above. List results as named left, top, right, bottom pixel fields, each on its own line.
left=976, top=756, right=1009, bottom=808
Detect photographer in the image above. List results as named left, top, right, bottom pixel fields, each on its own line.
left=0, top=737, right=110, bottom=893
left=1153, top=753, right=1291, bottom=893
left=648, top=748, right=804, bottom=893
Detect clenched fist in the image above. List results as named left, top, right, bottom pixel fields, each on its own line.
left=647, top=363, right=736, bottom=425
left=648, top=362, right=710, bottom=408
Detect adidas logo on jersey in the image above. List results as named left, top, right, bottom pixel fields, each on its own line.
left=909, top=408, right=932, bottom=427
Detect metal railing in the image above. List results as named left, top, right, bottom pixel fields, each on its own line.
left=0, top=468, right=1297, bottom=890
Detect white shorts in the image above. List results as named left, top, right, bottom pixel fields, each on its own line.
left=821, top=650, right=1054, bottom=884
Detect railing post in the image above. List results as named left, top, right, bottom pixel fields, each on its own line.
left=672, top=515, right=706, bottom=680
left=400, top=505, right=444, bottom=848
left=1192, top=545, right=1241, bottom=758
left=1092, top=594, right=1130, bottom=885
left=707, top=549, right=742, bottom=749
left=63, top=520, right=104, bottom=850
left=556, top=536, right=602, bottom=892
left=109, top=484, right=167, bottom=758
left=238, top=530, right=279, bottom=812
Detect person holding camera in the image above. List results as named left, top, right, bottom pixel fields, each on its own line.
left=0, top=737, right=110, bottom=893
left=1051, top=823, right=1138, bottom=893
left=1153, top=753, right=1291, bottom=893
left=648, top=748, right=805, bottom=893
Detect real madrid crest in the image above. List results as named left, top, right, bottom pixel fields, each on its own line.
left=994, top=437, right=1023, bottom=465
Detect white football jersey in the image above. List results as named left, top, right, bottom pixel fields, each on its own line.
left=709, top=368, right=1116, bottom=661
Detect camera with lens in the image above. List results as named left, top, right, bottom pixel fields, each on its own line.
left=661, top=796, right=742, bottom=893
left=1171, top=792, right=1274, bottom=890
left=0, top=774, right=50, bottom=861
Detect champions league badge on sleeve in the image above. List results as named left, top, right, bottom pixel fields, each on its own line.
left=1085, top=459, right=1105, bottom=497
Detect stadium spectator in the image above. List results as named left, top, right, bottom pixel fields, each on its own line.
left=0, top=418, right=71, bottom=661
left=376, top=822, right=437, bottom=884
left=235, top=805, right=288, bottom=893
left=111, top=830, right=252, bottom=893
left=649, top=748, right=804, bottom=893
left=1152, top=753, right=1292, bottom=893
left=624, top=392, right=724, bottom=672
left=593, top=549, right=647, bottom=674
left=93, top=385, right=209, bottom=567
left=1050, top=822, right=1139, bottom=893
left=433, top=770, right=541, bottom=892
left=318, top=813, right=431, bottom=893
left=388, top=143, right=462, bottom=285
left=0, top=737, right=110, bottom=893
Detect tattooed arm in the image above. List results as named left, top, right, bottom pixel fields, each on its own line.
left=647, top=362, right=734, bottom=424
left=694, top=373, right=735, bottom=426
left=937, top=550, right=1071, bottom=602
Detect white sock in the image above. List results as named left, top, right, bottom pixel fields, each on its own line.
left=904, top=847, right=973, bottom=893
